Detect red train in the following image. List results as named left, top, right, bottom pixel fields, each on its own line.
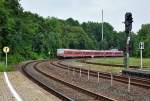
left=57, top=49, right=123, bottom=58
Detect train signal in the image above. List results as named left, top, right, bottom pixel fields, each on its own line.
left=139, top=42, right=144, bottom=49
left=124, top=12, right=133, bottom=69
left=125, top=12, right=133, bottom=33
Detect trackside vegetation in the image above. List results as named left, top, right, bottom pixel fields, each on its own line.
left=0, top=62, right=13, bottom=72
left=87, top=58, right=150, bottom=68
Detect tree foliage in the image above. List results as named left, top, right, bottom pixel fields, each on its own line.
left=0, top=0, right=150, bottom=63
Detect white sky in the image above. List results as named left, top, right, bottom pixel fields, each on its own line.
left=20, top=0, right=150, bottom=33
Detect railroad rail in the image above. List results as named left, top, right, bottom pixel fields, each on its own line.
left=80, top=60, right=149, bottom=69
left=22, top=60, right=116, bottom=101
left=51, top=60, right=150, bottom=89
left=22, top=61, right=73, bottom=101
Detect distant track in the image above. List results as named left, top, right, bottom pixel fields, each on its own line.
left=51, top=60, right=150, bottom=89
left=22, top=60, right=116, bottom=101
left=80, top=60, right=149, bottom=68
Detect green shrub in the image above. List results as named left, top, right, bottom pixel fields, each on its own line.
left=0, top=62, right=13, bottom=72
left=29, top=52, right=45, bottom=60
left=8, top=54, right=25, bottom=64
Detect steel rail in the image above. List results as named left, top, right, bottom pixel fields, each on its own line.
left=51, top=60, right=150, bottom=89
left=22, top=61, right=74, bottom=101
left=34, top=61, right=116, bottom=101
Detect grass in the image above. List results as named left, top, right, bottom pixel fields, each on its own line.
left=87, top=57, right=150, bottom=68
left=70, top=57, right=150, bottom=73
left=0, top=62, right=13, bottom=72
left=68, top=61, right=123, bottom=74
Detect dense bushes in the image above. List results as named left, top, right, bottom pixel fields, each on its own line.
left=0, top=0, right=150, bottom=64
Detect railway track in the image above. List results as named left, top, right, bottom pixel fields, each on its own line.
left=22, top=61, right=73, bottom=101
left=80, top=60, right=149, bottom=69
left=22, top=60, right=116, bottom=101
left=51, top=60, right=150, bottom=89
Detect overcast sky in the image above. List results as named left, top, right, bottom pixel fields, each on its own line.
left=20, top=0, right=150, bottom=33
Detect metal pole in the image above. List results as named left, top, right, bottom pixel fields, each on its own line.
left=6, top=53, right=7, bottom=70
left=127, top=37, right=129, bottom=69
left=126, top=52, right=129, bottom=69
left=102, top=10, right=104, bottom=41
left=140, top=49, right=143, bottom=69
left=101, top=10, right=104, bottom=50
left=125, top=36, right=130, bottom=69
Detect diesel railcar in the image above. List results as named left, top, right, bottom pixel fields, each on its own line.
left=57, top=49, right=123, bottom=58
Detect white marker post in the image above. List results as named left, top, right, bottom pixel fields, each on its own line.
left=68, top=65, right=69, bottom=74
left=140, top=49, right=143, bottom=69
left=139, top=42, right=144, bottom=69
left=111, top=73, right=113, bottom=87
left=78, top=64, right=82, bottom=78
left=80, top=68, right=81, bottom=78
left=48, top=51, right=50, bottom=59
left=73, top=68, right=75, bottom=76
left=3, top=47, right=10, bottom=70
left=128, top=77, right=131, bottom=92
left=48, top=51, right=51, bottom=65
left=98, top=72, right=100, bottom=83
left=88, top=69, right=89, bottom=80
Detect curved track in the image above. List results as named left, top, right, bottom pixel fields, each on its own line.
left=21, top=60, right=116, bottom=101
left=22, top=60, right=73, bottom=101
left=52, top=60, right=150, bottom=89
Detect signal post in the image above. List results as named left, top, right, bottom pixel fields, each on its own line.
left=124, top=12, right=133, bottom=69
left=139, top=42, right=144, bottom=69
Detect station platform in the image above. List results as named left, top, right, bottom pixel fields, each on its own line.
left=0, top=71, right=60, bottom=101
left=122, top=69, right=150, bottom=79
